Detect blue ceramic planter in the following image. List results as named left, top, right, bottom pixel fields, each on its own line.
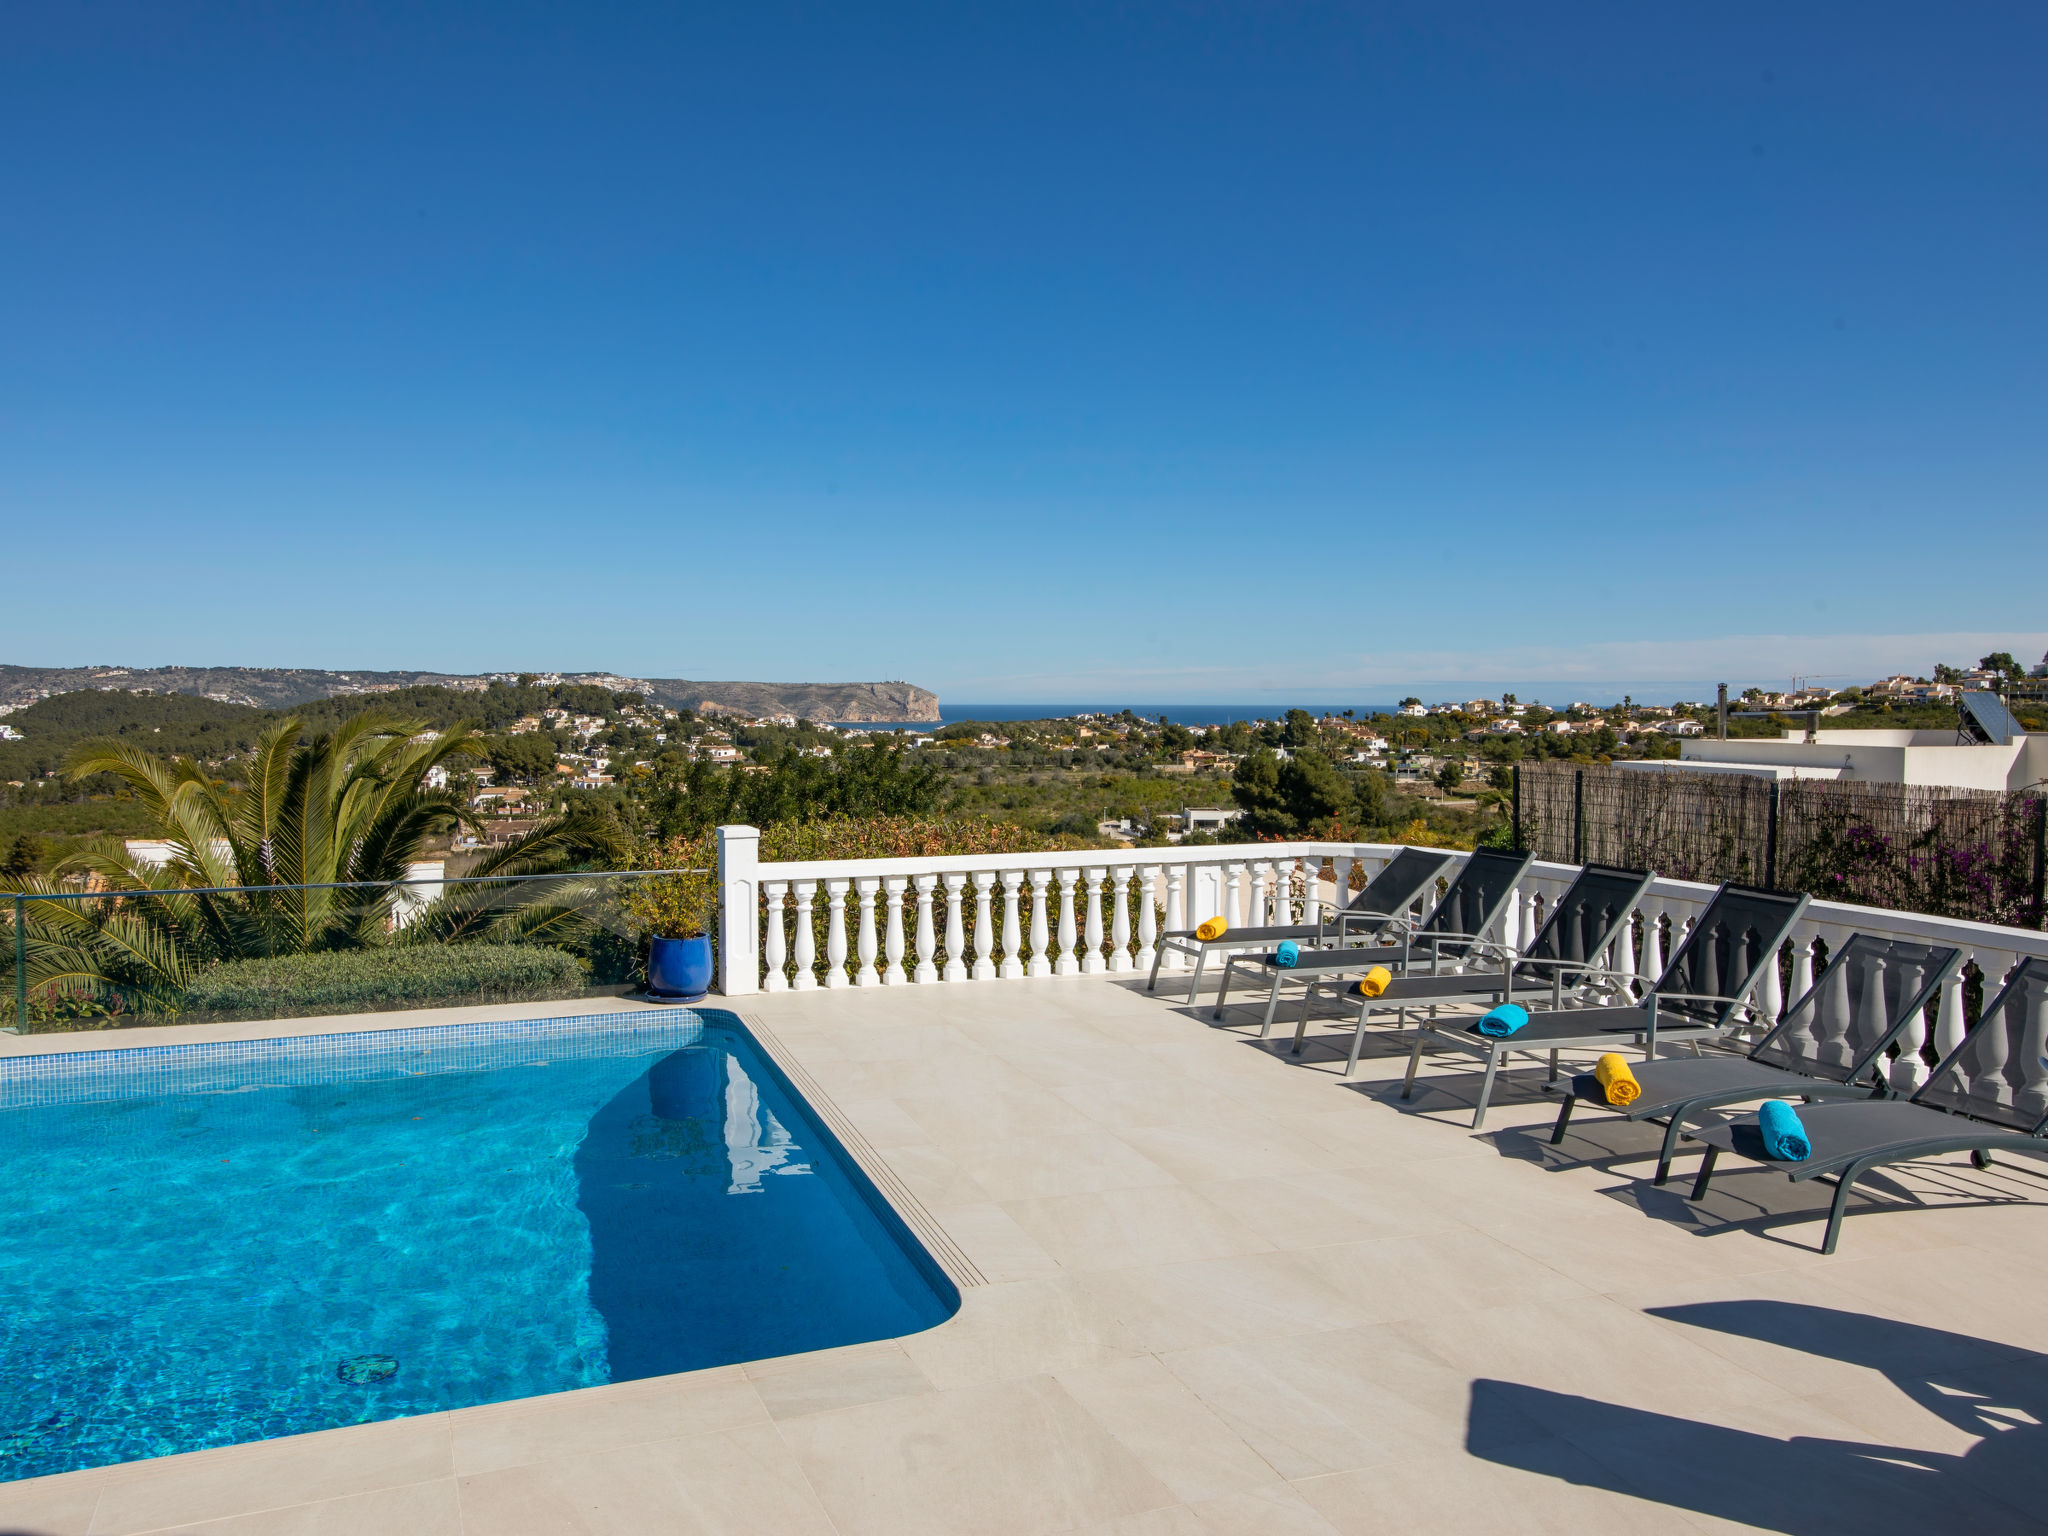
left=646, top=934, right=713, bottom=1002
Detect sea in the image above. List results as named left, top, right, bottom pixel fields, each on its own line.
left=848, top=704, right=1404, bottom=731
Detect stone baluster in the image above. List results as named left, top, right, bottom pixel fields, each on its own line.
left=1891, top=946, right=1952, bottom=1094
left=1958, top=954, right=2005, bottom=1099
left=1760, top=936, right=1788, bottom=1026
left=762, top=881, right=790, bottom=992
left=1161, top=864, right=1186, bottom=969
left=824, top=878, right=851, bottom=989
left=1000, top=870, right=1025, bottom=979
left=1789, top=928, right=1817, bottom=1007
left=942, top=873, right=968, bottom=982
left=913, top=874, right=938, bottom=983
left=1637, top=903, right=1664, bottom=988
left=1300, top=858, right=1321, bottom=927
left=972, top=873, right=997, bottom=981
left=1224, top=863, right=1245, bottom=929
left=1136, top=865, right=1159, bottom=971
left=1055, top=868, right=1080, bottom=975
left=882, top=875, right=908, bottom=985
left=791, top=880, right=818, bottom=991
left=1082, top=867, right=1107, bottom=974
left=1333, top=855, right=1354, bottom=912
left=1247, top=863, right=1269, bottom=929
left=2009, top=957, right=2048, bottom=1124
left=1028, top=872, right=1052, bottom=977
left=1932, top=949, right=1976, bottom=1062
left=854, top=877, right=881, bottom=987
left=1109, top=868, right=1132, bottom=972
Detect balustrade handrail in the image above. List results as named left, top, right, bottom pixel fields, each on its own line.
left=747, top=838, right=1390, bottom=883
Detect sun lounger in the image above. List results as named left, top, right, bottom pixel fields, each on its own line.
left=1683, top=956, right=2048, bottom=1253
left=1399, top=882, right=1809, bottom=1129
left=1210, top=848, right=1535, bottom=1035
left=1546, top=933, right=1961, bottom=1183
left=1149, top=846, right=1453, bottom=1005
left=1285, top=863, right=1656, bottom=1076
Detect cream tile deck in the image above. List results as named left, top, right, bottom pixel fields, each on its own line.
left=6, top=977, right=2048, bottom=1534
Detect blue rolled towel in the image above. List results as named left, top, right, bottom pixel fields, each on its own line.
left=1757, top=1099, right=1811, bottom=1161
left=1474, top=1004, right=1529, bottom=1037
left=1274, top=941, right=1300, bottom=968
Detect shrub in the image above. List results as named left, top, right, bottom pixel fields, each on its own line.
left=178, top=944, right=589, bottom=1020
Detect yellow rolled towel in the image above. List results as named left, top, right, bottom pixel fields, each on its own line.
left=1594, top=1053, right=1641, bottom=1106
left=1194, top=916, right=1228, bottom=942
left=1355, top=965, right=1393, bottom=998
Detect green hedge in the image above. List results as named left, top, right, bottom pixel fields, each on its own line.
left=179, top=944, right=591, bottom=1020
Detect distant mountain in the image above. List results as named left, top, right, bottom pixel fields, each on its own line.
left=0, top=665, right=940, bottom=723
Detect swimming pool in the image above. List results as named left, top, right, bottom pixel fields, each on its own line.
left=0, top=1011, right=958, bottom=1481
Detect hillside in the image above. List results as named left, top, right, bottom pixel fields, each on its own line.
left=0, top=665, right=939, bottom=723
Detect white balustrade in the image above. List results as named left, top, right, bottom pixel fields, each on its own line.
left=792, top=880, right=818, bottom=990
left=824, top=878, right=851, bottom=989
left=725, top=838, right=2048, bottom=1017
left=1000, top=870, right=1025, bottom=980
left=883, top=875, right=908, bottom=985
left=763, top=881, right=789, bottom=992
left=913, top=874, right=938, bottom=984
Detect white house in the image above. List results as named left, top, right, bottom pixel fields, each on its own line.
left=1626, top=726, right=2048, bottom=792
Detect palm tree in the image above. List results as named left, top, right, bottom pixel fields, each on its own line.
left=8, top=712, right=629, bottom=1021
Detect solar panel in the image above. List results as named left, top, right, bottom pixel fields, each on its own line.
left=1958, top=690, right=2023, bottom=746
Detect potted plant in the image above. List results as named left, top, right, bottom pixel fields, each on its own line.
left=622, top=867, right=717, bottom=1003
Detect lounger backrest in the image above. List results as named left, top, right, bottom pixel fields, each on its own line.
left=1649, top=884, right=1809, bottom=1027
left=1417, top=848, right=1535, bottom=946
left=1343, top=847, right=1455, bottom=926
left=1912, top=957, right=2048, bottom=1132
left=1508, top=864, right=1653, bottom=985
left=1749, top=935, right=1961, bottom=1084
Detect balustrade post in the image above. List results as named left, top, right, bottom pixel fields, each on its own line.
left=1248, top=862, right=1270, bottom=929
left=1055, top=868, right=1080, bottom=976
left=1225, top=863, right=1245, bottom=930
left=882, top=875, right=908, bottom=985
left=762, top=881, right=789, bottom=992
left=1300, top=858, right=1321, bottom=927
left=1333, top=855, right=1354, bottom=911
left=972, top=874, right=997, bottom=981
left=913, top=874, right=938, bottom=984
left=1109, top=868, right=1133, bottom=972
left=1162, top=865, right=1187, bottom=969
left=1136, top=865, right=1159, bottom=971
left=1082, top=867, right=1107, bottom=974
left=942, top=874, right=968, bottom=982
left=824, top=878, right=851, bottom=989
left=791, top=880, right=818, bottom=991
left=1000, top=870, right=1025, bottom=979
left=1028, top=872, right=1052, bottom=977
left=713, top=823, right=760, bottom=996
left=1894, top=955, right=1949, bottom=1093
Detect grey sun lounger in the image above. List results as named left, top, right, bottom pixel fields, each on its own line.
left=1149, top=846, right=1453, bottom=1005
left=1399, top=881, right=1810, bottom=1129
left=1284, top=863, right=1656, bottom=1076
left=1211, top=848, right=1535, bottom=1035
left=1684, top=956, right=2048, bottom=1254
left=1546, top=933, right=1962, bottom=1184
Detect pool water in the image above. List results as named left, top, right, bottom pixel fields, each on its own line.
left=0, top=1011, right=956, bottom=1481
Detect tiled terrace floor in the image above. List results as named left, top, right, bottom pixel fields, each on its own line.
left=7, top=978, right=2048, bottom=1534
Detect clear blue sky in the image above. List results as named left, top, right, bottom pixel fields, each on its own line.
left=4, top=3, right=2044, bottom=703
